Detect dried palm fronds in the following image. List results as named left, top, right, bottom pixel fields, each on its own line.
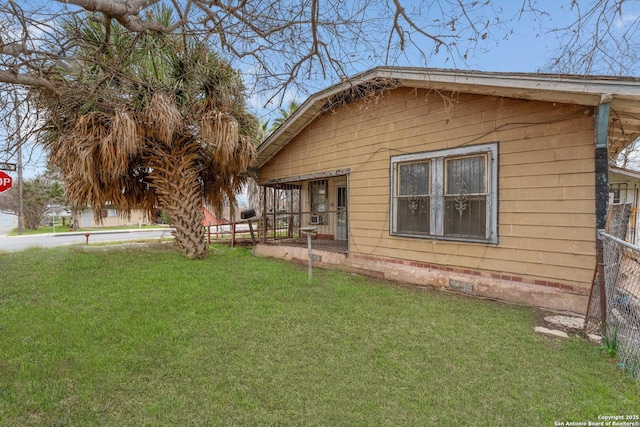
left=233, top=134, right=257, bottom=172
left=201, top=110, right=239, bottom=166
left=62, top=112, right=110, bottom=184
left=98, top=108, right=142, bottom=180
left=145, top=92, right=183, bottom=145
left=111, top=107, right=143, bottom=159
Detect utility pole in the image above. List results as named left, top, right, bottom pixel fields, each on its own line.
left=17, top=133, right=23, bottom=235
left=13, top=91, right=24, bottom=235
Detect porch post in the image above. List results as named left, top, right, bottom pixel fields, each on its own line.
left=262, top=186, right=267, bottom=243
left=300, top=226, right=317, bottom=284
left=273, top=188, right=277, bottom=239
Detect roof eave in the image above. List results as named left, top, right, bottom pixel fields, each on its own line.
left=256, top=67, right=640, bottom=169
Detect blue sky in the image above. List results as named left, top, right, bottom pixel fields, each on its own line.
left=249, top=0, right=609, bottom=118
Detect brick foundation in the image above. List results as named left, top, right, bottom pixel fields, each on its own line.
left=253, top=244, right=590, bottom=314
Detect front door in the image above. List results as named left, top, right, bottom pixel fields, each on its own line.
left=336, top=186, right=347, bottom=241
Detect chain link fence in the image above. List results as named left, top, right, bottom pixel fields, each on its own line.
left=586, top=231, right=640, bottom=381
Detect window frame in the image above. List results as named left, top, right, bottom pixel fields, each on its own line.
left=394, top=160, right=432, bottom=236
left=390, top=142, right=498, bottom=243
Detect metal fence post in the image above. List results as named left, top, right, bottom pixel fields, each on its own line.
left=596, top=233, right=607, bottom=336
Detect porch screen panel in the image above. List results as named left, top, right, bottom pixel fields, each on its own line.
left=395, top=161, right=430, bottom=235
left=444, top=154, right=487, bottom=239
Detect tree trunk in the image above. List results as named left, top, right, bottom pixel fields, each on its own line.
left=148, top=141, right=207, bottom=259
left=164, top=184, right=207, bottom=259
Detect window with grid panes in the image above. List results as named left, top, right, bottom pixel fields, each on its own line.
left=390, top=143, right=498, bottom=243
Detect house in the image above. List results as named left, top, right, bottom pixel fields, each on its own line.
left=253, top=67, right=640, bottom=314
left=609, top=165, right=640, bottom=244
left=77, top=205, right=151, bottom=228
left=202, top=205, right=230, bottom=227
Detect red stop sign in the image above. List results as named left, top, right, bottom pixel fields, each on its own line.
left=0, top=171, right=13, bottom=192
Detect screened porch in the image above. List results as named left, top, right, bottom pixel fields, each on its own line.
left=258, top=175, right=348, bottom=253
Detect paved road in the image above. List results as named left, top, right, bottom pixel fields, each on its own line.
left=0, top=211, right=17, bottom=235
left=0, top=227, right=172, bottom=253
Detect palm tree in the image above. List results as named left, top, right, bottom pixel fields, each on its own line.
left=257, top=118, right=271, bottom=143
left=270, top=100, right=300, bottom=132
left=37, top=7, right=257, bottom=258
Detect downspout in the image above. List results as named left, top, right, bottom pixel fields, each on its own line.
left=595, top=94, right=612, bottom=231
left=594, top=94, right=611, bottom=334
left=633, top=185, right=638, bottom=245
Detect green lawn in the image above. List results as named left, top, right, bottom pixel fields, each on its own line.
left=0, top=244, right=638, bottom=426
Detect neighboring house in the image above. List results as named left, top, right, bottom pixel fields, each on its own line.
left=253, top=67, right=640, bottom=314
left=78, top=205, right=151, bottom=228
left=202, top=204, right=240, bottom=226
left=609, top=165, right=640, bottom=244
left=202, top=205, right=224, bottom=227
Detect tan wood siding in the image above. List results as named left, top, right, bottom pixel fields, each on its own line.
left=259, top=87, right=596, bottom=289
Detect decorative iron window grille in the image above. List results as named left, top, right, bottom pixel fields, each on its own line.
left=444, top=153, right=488, bottom=239
left=395, top=161, right=430, bottom=235
left=390, top=143, right=498, bottom=243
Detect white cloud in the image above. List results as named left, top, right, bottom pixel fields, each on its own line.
left=616, top=13, right=640, bottom=29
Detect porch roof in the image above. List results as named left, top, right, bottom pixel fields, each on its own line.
left=610, top=165, right=640, bottom=181
left=256, top=66, right=640, bottom=168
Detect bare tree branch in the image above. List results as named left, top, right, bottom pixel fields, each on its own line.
left=0, top=71, right=59, bottom=93
left=544, top=0, right=640, bottom=74
left=0, top=0, right=636, bottom=107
